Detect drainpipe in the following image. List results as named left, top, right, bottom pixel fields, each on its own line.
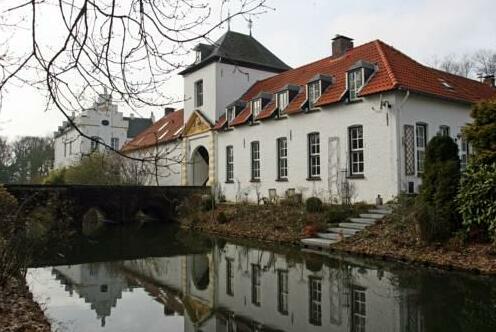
left=395, top=89, right=410, bottom=195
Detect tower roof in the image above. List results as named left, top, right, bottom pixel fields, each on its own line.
left=179, top=31, right=291, bottom=75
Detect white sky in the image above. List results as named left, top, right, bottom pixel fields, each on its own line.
left=1, top=0, right=495, bottom=140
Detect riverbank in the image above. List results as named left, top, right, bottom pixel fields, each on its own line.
left=181, top=202, right=496, bottom=275
left=0, top=277, right=51, bottom=332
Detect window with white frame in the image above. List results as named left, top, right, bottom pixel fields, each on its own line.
left=348, top=69, right=364, bottom=101
left=64, top=142, right=67, bottom=157
left=69, top=141, right=73, bottom=155
left=439, top=125, right=450, bottom=137
left=309, top=277, right=322, bottom=326
left=349, top=126, right=364, bottom=176
left=308, top=133, right=320, bottom=178
left=251, top=264, right=261, bottom=306
left=226, top=258, right=234, bottom=296
left=226, top=146, right=234, bottom=182
left=227, top=107, right=236, bottom=123
left=90, top=136, right=101, bottom=152
left=195, top=80, right=203, bottom=107
left=352, top=286, right=366, bottom=332
left=195, top=50, right=201, bottom=64
left=277, top=137, right=288, bottom=180
left=277, top=91, right=289, bottom=113
left=252, top=98, right=262, bottom=118
left=251, top=141, right=260, bottom=181
left=277, top=270, right=289, bottom=315
left=416, top=123, right=427, bottom=174
left=308, top=81, right=321, bottom=109
left=111, top=137, right=119, bottom=150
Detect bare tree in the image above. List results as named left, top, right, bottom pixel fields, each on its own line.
left=0, top=0, right=269, bottom=173
left=473, top=49, right=496, bottom=77
left=430, top=53, right=474, bottom=78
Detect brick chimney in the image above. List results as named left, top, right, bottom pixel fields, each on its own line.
left=164, top=107, right=175, bottom=116
left=482, top=75, right=495, bottom=88
left=332, top=35, right=354, bottom=58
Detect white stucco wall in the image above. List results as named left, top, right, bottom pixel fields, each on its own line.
left=183, top=62, right=278, bottom=124
left=125, top=140, right=183, bottom=186
left=395, top=92, right=472, bottom=194
left=54, top=106, right=129, bottom=169
left=217, top=93, right=399, bottom=204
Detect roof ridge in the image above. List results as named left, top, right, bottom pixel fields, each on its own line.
left=374, top=40, right=399, bottom=87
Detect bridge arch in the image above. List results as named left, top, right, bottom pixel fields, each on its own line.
left=188, top=145, right=209, bottom=186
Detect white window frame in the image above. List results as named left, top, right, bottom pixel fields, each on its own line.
left=63, top=142, right=67, bottom=157
left=251, top=264, right=261, bottom=306
left=277, top=91, right=289, bottom=113
left=277, top=137, right=288, bottom=180
left=226, top=107, right=236, bottom=124
left=195, top=80, right=203, bottom=107
left=308, top=133, right=320, bottom=178
left=352, top=286, right=366, bottom=332
left=195, top=50, right=201, bottom=64
left=277, top=270, right=289, bottom=315
left=90, top=136, right=101, bottom=152
left=460, top=137, right=469, bottom=171
left=439, top=125, right=450, bottom=137
left=349, top=126, right=364, bottom=176
left=348, top=69, right=364, bottom=101
left=251, top=141, right=261, bottom=181
left=252, top=98, right=262, bottom=118
left=226, top=146, right=234, bottom=182
left=416, top=123, right=427, bottom=175
left=110, top=137, right=119, bottom=150
left=307, top=81, right=321, bottom=109
left=309, top=277, right=322, bottom=326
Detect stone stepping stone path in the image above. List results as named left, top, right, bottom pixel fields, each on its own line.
left=301, top=206, right=392, bottom=250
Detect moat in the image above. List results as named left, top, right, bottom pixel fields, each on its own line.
left=26, top=224, right=496, bottom=332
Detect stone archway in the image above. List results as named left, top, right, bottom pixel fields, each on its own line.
left=188, top=145, right=209, bottom=186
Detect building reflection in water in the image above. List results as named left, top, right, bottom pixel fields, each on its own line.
left=51, top=242, right=423, bottom=331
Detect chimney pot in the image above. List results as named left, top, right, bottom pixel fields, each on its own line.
left=164, top=107, right=175, bottom=116
left=332, top=34, right=354, bottom=58
left=482, top=75, right=495, bottom=88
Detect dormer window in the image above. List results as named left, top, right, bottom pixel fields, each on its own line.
left=347, top=61, right=375, bottom=101
left=277, top=91, right=289, bottom=112
left=252, top=98, right=262, bottom=118
left=227, top=106, right=236, bottom=123
left=195, top=50, right=202, bottom=64
left=348, top=69, right=363, bottom=101
left=308, top=81, right=321, bottom=109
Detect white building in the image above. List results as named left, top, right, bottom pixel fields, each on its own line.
left=54, top=91, right=153, bottom=169
left=124, top=31, right=496, bottom=203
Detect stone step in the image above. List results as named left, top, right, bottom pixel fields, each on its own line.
left=349, top=217, right=376, bottom=225
left=301, top=238, right=337, bottom=249
left=368, top=208, right=392, bottom=214
left=317, top=232, right=352, bottom=240
left=338, top=222, right=369, bottom=230
left=327, top=227, right=360, bottom=236
left=359, top=213, right=386, bottom=220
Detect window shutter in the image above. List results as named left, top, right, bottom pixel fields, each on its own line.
left=404, top=125, right=415, bottom=175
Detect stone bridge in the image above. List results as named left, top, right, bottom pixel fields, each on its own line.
left=5, top=184, right=209, bottom=227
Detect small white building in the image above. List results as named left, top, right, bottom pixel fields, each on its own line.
left=124, top=31, right=496, bottom=203
left=53, top=91, right=153, bottom=169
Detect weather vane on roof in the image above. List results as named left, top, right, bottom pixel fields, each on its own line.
left=248, top=17, right=253, bottom=36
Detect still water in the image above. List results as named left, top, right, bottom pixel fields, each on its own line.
left=26, top=225, right=496, bottom=332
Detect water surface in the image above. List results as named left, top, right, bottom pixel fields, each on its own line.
left=26, top=225, right=496, bottom=332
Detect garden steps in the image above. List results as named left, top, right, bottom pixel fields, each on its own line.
left=301, top=205, right=392, bottom=250
left=301, top=238, right=337, bottom=249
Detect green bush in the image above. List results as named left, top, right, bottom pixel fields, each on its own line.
left=305, top=197, right=323, bottom=213
left=325, top=205, right=352, bottom=224
left=416, top=135, right=461, bottom=242
left=217, top=211, right=229, bottom=224
left=202, top=194, right=216, bottom=211
left=457, top=163, right=496, bottom=240
left=43, top=168, right=66, bottom=184
left=462, top=99, right=496, bottom=165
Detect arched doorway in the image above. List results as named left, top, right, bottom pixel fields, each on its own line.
left=189, top=146, right=209, bottom=186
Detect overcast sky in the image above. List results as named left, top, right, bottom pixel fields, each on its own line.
left=1, top=0, right=495, bottom=140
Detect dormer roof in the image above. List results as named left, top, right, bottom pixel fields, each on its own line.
left=216, top=39, right=496, bottom=128
left=179, top=31, right=291, bottom=75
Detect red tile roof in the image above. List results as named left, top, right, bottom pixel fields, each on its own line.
left=122, top=109, right=184, bottom=152
left=217, top=40, right=496, bottom=128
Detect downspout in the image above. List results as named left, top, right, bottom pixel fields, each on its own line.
left=395, top=89, right=410, bottom=195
